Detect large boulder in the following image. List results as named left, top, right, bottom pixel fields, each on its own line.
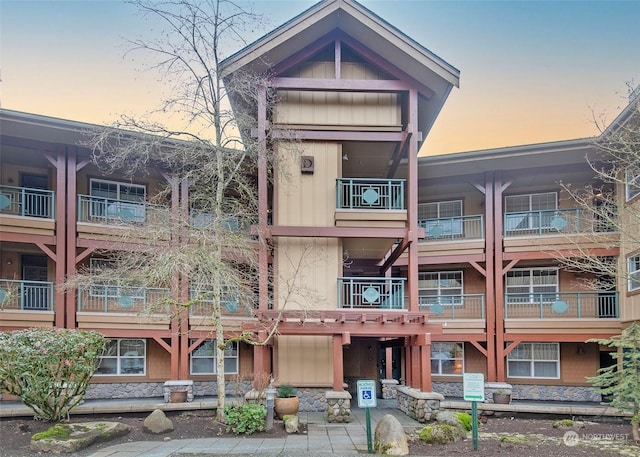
left=143, top=409, right=174, bottom=434
left=283, top=414, right=300, bottom=433
left=374, top=414, right=409, bottom=456
left=30, top=422, right=130, bottom=454
left=418, top=423, right=466, bottom=444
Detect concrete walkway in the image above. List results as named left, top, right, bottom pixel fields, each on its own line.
left=0, top=396, right=630, bottom=456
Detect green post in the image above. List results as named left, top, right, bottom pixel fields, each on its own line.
left=471, top=400, right=479, bottom=450
left=366, top=406, right=373, bottom=453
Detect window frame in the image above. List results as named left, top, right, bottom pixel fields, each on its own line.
left=418, top=271, right=464, bottom=306
left=505, top=267, right=558, bottom=304
left=89, top=178, right=147, bottom=222
left=625, top=170, right=640, bottom=202
left=504, top=192, right=557, bottom=233
left=189, top=339, right=239, bottom=375
left=88, top=258, right=145, bottom=300
left=418, top=200, right=463, bottom=238
left=431, top=342, right=464, bottom=376
left=628, top=255, right=640, bottom=292
left=95, top=338, right=146, bottom=376
left=507, top=342, right=560, bottom=379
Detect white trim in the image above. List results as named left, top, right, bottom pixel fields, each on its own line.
left=507, top=342, right=560, bottom=379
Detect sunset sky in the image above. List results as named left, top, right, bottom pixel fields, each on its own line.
left=1, top=0, right=639, bottom=155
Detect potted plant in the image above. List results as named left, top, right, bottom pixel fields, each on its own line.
left=492, top=389, right=511, bottom=404
left=274, top=384, right=299, bottom=419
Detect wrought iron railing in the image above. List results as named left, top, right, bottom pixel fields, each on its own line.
left=338, top=277, right=406, bottom=309
left=0, top=185, right=54, bottom=218
left=336, top=178, right=405, bottom=210
left=419, top=294, right=485, bottom=319
left=504, top=291, right=618, bottom=319
left=0, top=279, right=53, bottom=310
left=419, top=215, right=484, bottom=241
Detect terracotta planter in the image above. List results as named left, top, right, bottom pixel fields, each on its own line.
left=493, top=393, right=511, bottom=404
left=170, top=389, right=188, bottom=403
left=274, top=396, right=299, bottom=419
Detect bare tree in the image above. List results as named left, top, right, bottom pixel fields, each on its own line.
left=65, top=0, right=304, bottom=423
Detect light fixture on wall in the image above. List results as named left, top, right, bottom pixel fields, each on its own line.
left=576, top=345, right=585, bottom=355
left=342, top=153, right=349, bottom=161
left=6, top=258, right=13, bottom=265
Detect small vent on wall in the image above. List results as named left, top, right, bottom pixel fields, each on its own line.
left=301, top=156, right=314, bottom=174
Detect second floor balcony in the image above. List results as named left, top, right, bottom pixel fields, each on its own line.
left=0, top=185, right=54, bottom=219
left=504, top=291, right=618, bottom=319
left=336, top=178, right=405, bottom=210
left=78, top=195, right=167, bottom=225
left=419, top=215, right=484, bottom=241
left=419, top=294, right=485, bottom=320
left=77, top=285, right=170, bottom=313
left=0, top=279, right=53, bottom=311
left=504, top=208, right=616, bottom=237
left=338, top=277, right=406, bottom=309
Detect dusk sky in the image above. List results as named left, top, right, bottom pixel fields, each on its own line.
left=1, top=0, right=639, bottom=155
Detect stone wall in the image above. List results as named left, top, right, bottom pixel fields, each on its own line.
left=396, top=386, right=443, bottom=423
left=381, top=379, right=399, bottom=399
left=326, top=390, right=351, bottom=423
left=511, top=384, right=601, bottom=402
left=432, top=381, right=463, bottom=398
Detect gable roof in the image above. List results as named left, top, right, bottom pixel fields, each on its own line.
left=220, top=0, right=459, bottom=137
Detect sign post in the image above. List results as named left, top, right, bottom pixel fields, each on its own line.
left=463, top=373, right=484, bottom=451
left=357, top=380, right=377, bottom=453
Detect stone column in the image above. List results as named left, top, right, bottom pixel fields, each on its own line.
left=326, top=390, right=351, bottom=423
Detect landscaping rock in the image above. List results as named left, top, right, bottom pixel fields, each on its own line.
left=30, top=422, right=130, bottom=454
left=283, top=414, right=299, bottom=433
left=434, top=410, right=464, bottom=428
left=143, top=409, right=174, bottom=434
left=374, top=414, right=409, bottom=456
left=418, top=423, right=466, bottom=444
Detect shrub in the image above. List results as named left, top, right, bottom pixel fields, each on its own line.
left=455, top=411, right=473, bottom=431
left=223, top=403, right=266, bottom=435
left=277, top=384, right=297, bottom=398
left=0, top=328, right=107, bottom=421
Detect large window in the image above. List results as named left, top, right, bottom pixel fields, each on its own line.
left=431, top=342, right=464, bottom=376
left=418, top=271, right=463, bottom=306
left=190, top=340, right=238, bottom=375
left=90, top=179, right=146, bottom=222
left=629, top=255, right=640, bottom=291
left=96, top=339, right=146, bottom=376
left=626, top=170, right=640, bottom=201
left=506, top=268, right=558, bottom=303
left=89, top=258, right=144, bottom=300
left=507, top=342, right=559, bottom=379
left=504, top=192, right=557, bottom=233
left=418, top=200, right=462, bottom=238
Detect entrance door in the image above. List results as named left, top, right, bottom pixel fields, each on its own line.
left=21, top=254, right=48, bottom=310
left=20, top=173, right=50, bottom=218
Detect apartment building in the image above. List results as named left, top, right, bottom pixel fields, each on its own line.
left=0, top=0, right=636, bottom=406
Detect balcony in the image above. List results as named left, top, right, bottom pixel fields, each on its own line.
left=0, top=279, right=54, bottom=328
left=0, top=279, right=53, bottom=310
left=336, top=178, right=405, bottom=210
left=419, top=215, right=484, bottom=241
left=419, top=294, right=485, bottom=320
left=338, top=277, right=406, bottom=309
left=189, top=290, right=255, bottom=317
left=0, top=185, right=55, bottom=219
left=77, top=195, right=167, bottom=225
left=504, top=291, right=618, bottom=319
left=504, top=208, right=615, bottom=237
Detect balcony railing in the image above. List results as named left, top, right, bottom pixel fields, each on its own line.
left=78, top=195, right=167, bottom=225
left=336, top=178, right=405, bottom=210
left=419, top=215, right=484, bottom=241
left=0, top=185, right=54, bottom=218
left=77, top=285, right=170, bottom=313
left=188, top=289, right=255, bottom=316
left=0, top=279, right=53, bottom=310
left=419, top=294, right=485, bottom=319
left=338, top=277, right=406, bottom=309
left=504, top=208, right=616, bottom=237
left=504, top=291, right=618, bottom=319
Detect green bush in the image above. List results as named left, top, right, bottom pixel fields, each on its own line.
left=223, top=403, right=266, bottom=435
left=277, top=384, right=297, bottom=398
left=0, top=328, right=107, bottom=421
left=455, top=412, right=473, bottom=431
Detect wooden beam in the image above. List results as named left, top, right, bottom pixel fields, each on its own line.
left=272, top=76, right=413, bottom=92
left=269, top=129, right=405, bottom=142
left=469, top=340, right=488, bottom=357
left=263, top=225, right=407, bottom=239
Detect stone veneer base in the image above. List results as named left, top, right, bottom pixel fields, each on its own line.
left=325, top=390, right=352, bottom=423
left=396, top=386, right=444, bottom=423
left=432, top=381, right=601, bottom=402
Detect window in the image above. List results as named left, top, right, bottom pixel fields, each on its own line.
left=628, top=255, right=640, bottom=291
left=431, top=342, right=464, bottom=376
left=506, top=268, right=558, bottom=303
left=507, top=342, right=559, bottom=379
left=419, top=271, right=463, bottom=306
left=88, top=258, right=144, bottom=301
left=190, top=340, right=238, bottom=375
left=90, top=179, right=146, bottom=222
left=96, top=339, right=146, bottom=376
left=504, top=192, right=557, bottom=233
left=418, top=200, right=462, bottom=238
left=626, top=170, right=640, bottom=201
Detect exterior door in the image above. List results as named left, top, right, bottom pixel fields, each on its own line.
left=20, top=173, right=50, bottom=218
left=21, top=254, right=48, bottom=310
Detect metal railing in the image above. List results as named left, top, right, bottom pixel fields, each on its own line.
left=0, top=279, right=53, bottom=310
left=504, top=291, right=618, bottom=319
left=77, top=285, right=170, bottom=313
left=504, top=208, right=616, bottom=237
left=419, top=215, right=484, bottom=241
left=77, top=195, right=167, bottom=225
left=338, top=277, right=406, bottom=309
left=0, top=185, right=54, bottom=218
left=188, top=289, right=255, bottom=316
left=419, top=294, right=485, bottom=319
left=336, top=178, right=405, bottom=210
